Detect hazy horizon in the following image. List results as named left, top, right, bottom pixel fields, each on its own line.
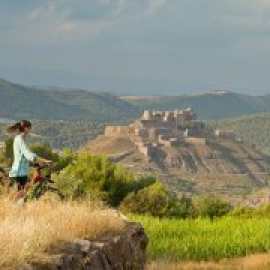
left=1, top=0, right=270, bottom=96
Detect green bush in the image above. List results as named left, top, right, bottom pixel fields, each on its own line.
left=229, top=203, right=270, bottom=218
left=30, top=143, right=74, bottom=172
left=120, top=182, right=194, bottom=217
left=194, top=195, right=231, bottom=220
left=0, top=150, right=4, bottom=165
left=53, top=152, right=155, bottom=206
left=5, top=138, right=14, bottom=166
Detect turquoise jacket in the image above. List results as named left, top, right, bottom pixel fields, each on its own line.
left=9, top=134, right=36, bottom=177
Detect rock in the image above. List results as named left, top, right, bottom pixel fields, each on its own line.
left=100, top=209, right=130, bottom=222
left=17, top=222, right=148, bottom=270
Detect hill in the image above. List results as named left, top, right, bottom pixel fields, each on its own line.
left=121, top=92, right=270, bottom=120
left=0, top=120, right=106, bottom=150
left=0, top=78, right=139, bottom=122
left=207, top=113, right=270, bottom=155
left=82, top=110, right=270, bottom=203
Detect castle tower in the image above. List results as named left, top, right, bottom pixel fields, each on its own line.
left=142, top=110, right=152, bottom=120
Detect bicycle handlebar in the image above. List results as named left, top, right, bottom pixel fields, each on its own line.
left=31, top=163, right=53, bottom=171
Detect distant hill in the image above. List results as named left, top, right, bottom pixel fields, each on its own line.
left=0, top=79, right=139, bottom=122
left=207, top=113, right=270, bottom=155
left=121, top=92, right=270, bottom=120
left=2, top=77, right=270, bottom=122
left=0, top=120, right=106, bottom=150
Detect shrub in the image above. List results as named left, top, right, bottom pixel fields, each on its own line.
left=53, top=152, right=155, bottom=206
left=120, top=182, right=194, bottom=218
left=5, top=138, right=13, bottom=166
left=194, top=195, right=231, bottom=220
left=30, top=143, right=74, bottom=172
left=0, top=150, right=4, bottom=165
left=229, top=203, right=270, bottom=218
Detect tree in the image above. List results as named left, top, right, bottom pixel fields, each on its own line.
left=120, top=182, right=194, bottom=218
left=194, top=195, right=231, bottom=220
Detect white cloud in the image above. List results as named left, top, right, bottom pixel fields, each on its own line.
left=148, top=0, right=167, bottom=14
left=28, top=2, right=57, bottom=21
left=58, top=23, right=77, bottom=34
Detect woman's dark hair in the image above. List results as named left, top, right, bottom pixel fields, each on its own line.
left=7, top=120, right=32, bottom=134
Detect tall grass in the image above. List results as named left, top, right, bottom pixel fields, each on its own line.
left=130, top=215, right=270, bottom=262
left=0, top=196, right=125, bottom=267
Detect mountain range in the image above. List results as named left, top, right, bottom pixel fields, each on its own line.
left=0, top=79, right=139, bottom=122
left=121, top=91, right=270, bottom=120
left=1, top=78, right=270, bottom=121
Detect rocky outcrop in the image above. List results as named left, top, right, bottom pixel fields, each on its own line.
left=17, top=222, right=147, bottom=270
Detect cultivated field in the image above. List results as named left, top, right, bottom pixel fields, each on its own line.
left=130, top=215, right=270, bottom=265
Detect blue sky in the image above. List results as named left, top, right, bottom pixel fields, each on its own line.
left=0, top=0, right=270, bottom=95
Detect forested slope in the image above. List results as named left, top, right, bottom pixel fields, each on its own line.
left=207, top=113, right=270, bottom=155
left=0, top=120, right=106, bottom=150
left=0, top=79, right=139, bottom=121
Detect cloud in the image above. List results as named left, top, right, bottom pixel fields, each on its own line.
left=148, top=0, right=167, bottom=14
left=1, top=0, right=270, bottom=94
left=58, top=23, right=77, bottom=34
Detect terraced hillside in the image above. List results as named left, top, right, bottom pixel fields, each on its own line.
left=83, top=133, right=270, bottom=203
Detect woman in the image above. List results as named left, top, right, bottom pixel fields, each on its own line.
left=7, top=120, right=51, bottom=191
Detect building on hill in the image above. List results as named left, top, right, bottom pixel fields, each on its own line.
left=104, top=108, right=208, bottom=157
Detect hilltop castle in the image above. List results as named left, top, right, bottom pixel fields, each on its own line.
left=105, top=108, right=208, bottom=157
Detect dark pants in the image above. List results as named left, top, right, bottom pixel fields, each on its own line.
left=9, top=176, right=28, bottom=191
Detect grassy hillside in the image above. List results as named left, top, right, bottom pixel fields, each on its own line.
left=207, top=113, right=270, bottom=155
left=122, top=92, right=270, bottom=120
left=0, top=79, right=139, bottom=122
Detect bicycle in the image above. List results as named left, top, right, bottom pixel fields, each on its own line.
left=25, top=163, right=65, bottom=201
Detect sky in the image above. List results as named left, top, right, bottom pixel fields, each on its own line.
left=0, top=0, right=270, bottom=96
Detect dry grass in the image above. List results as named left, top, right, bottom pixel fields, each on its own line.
left=0, top=195, right=125, bottom=268
left=148, top=253, right=270, bottom=270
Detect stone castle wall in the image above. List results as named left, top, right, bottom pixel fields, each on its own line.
left=103, top=108, right=213, bottom=157
left=215, top=129, right=236, bottom=140
left=105, top=126, right=129, bottom=136
left=185, top=137, right=207, bottom=145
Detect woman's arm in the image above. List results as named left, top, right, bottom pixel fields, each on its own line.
left=19, top=137, right=52, bottom=164
left=19, top=136, right=36, bottom=162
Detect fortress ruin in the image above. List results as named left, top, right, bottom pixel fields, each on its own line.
left=104, top=108, right=209, bottom=157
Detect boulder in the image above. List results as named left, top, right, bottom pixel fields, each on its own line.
left=17, top=222, right=148, bottom=270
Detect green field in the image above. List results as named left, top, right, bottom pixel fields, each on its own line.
left=130, top=215, right=270, bottom=262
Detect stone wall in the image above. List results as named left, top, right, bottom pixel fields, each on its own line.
left=215, top=129, right=236, bottom=140
left=136, top=142, right=157, bottom=157
left=104, top=126, right=129, bottom=136
left=185, top=137, right=207, bottom=145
